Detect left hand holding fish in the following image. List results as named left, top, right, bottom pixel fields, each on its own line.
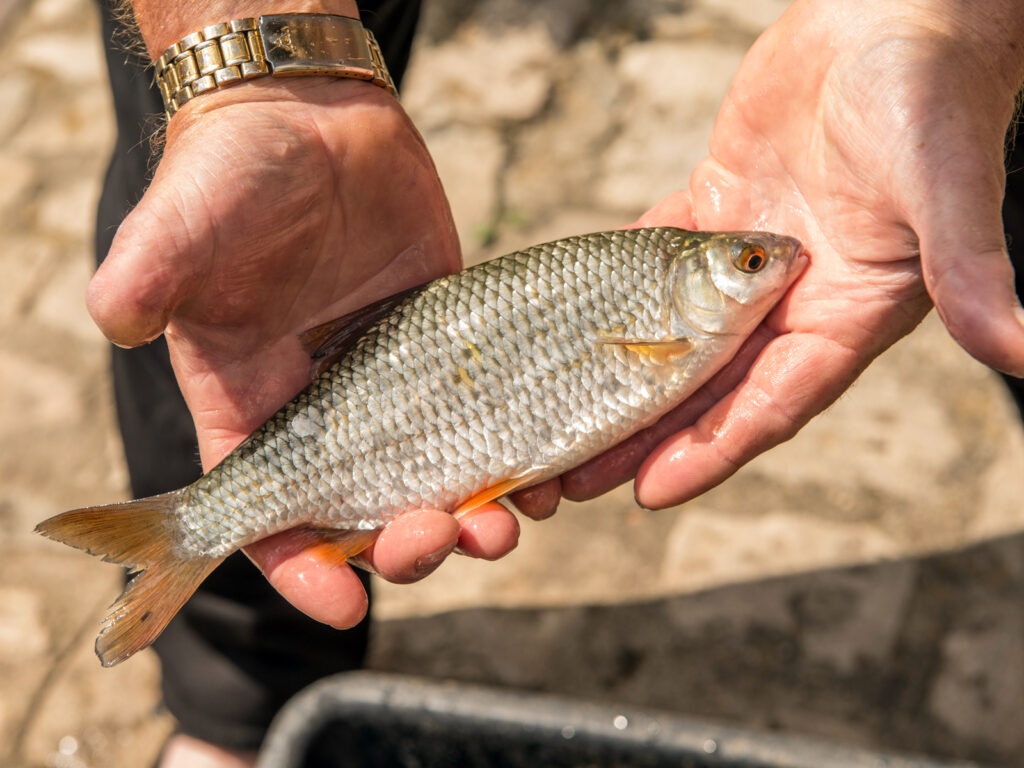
left=83, top=75, right=526, bottom=629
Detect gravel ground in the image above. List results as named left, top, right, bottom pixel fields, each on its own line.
left=2, top=0, right=1023, bottom=766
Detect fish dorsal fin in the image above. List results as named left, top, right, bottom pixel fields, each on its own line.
left=300, top=283, right=428, bottom=379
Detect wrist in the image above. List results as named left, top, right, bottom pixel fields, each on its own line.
left=164, top=75, right=392, bottom=138
left=146, top=9, right=396, bottom=121
left=131, top=1, right=361, bottom=60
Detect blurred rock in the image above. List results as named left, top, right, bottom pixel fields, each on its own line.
left=420, top=124, right=506, bottom=257
left=404, top=24, right=555, bottom=128
left=503, top=41, right=623, bottom=220
left=12, top=32, right=106, bottom=85
left=0, top=238, right=54, bottom=323
left=597, top=42, right=745, bottom=211
left=21, top=636, right=171, bottom=768
left=35, top=178, right=100, bottom=242
left=31, top=253, right=102, bottom=341
left=0, top=74, right=33, bottom=144
left=0, top=350, right=82, bottom=435
left=0, top=586, right=49, bottom=658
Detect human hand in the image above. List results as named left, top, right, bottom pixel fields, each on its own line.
left=551, top=0, right=1024, bottom=509
left=85, top=73, right=534, bottom=628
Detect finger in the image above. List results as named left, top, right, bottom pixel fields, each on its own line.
left=634, top=331, right=862, bottom=509
left=631, top=189, right=698, bottom=229
left=508, top=477, right=562, bottom=520
left=920, top=228, right=1024, bottom=376
left=245, top=530, right=370, bottom=629
left=911, top=129, right=1024, bottom=376
left=453, top=501, right=521, bottom=559
left=86, top=182, right=202, bottom=348
left=561, top=325, right=775, bottom=501
left=360, top=508, right=460, bottom=584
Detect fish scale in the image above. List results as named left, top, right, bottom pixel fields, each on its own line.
left=37, top=226, right=805, bottom=666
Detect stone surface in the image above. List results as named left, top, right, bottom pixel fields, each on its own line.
left=419, top=124, right=506, bottom=255
left=0, top=155, right=36, bottom=223
left=30, top=253, right=101, bottom=341
left=403, top=24, right=555, bottom=128
left=501, top=40, right=623, bottom=221
left=0, top=71, right=33, bottom=143
left=597, top=42, right=746, bottom=212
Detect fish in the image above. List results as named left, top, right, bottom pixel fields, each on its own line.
left=36, top=227, right=806, bottom=666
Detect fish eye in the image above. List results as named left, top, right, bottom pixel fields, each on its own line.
left=736, top=245, right=766, bottom=273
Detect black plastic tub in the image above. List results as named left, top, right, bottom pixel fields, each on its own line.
left=256, top=672, right=982, bottom=768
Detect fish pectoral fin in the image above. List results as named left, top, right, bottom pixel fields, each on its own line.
left=299, top=282, right=430, bottom=379
left=454, top=473, right=542, bottom=517
left=295, top=528, right=382, bottom=568
left=597, top=335, right=694, bottom=364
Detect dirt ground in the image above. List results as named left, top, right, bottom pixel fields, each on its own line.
left=2, top=0, right=1023, bottom=766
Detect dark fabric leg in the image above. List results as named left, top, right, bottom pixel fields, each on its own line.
left=1001, top=113, right=1024, bottom=421
left=95, top=0, right=422, bottom=750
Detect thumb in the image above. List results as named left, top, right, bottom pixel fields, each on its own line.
left=914, top=145, right=1024, bottom=377
left=633, top=189, right=697, bottom=229
left=86, top=183, right=202, bottom=348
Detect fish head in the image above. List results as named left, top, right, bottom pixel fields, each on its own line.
left=669, top=231, right=806, bottom=337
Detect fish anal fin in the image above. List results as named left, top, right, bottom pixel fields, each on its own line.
left=35, top=493, right=224, bottom=667
left=300, top=283, right=429, bottom=379
left=597, top=335, right=694, bottom=365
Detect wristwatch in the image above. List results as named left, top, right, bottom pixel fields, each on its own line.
left=153, top=13, right=398, bottom=119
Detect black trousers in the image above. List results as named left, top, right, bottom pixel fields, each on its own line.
left=1002, top=130, right=1024, bottom=419
left=94, top=1, right=422, bottom=750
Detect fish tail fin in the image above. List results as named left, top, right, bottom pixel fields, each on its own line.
left=35, top=492, right=223, bottom=666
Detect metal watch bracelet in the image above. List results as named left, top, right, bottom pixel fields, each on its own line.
left=153, top=13, right=398, bottom=119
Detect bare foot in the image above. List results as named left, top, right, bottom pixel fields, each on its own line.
left=158, top=733, right=259, bottom=768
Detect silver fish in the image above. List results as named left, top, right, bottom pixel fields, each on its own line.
left=37, top=227, right=806, bottom=665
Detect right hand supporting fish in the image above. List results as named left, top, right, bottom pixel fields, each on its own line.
left=555, top=0, right=1024, bottom=509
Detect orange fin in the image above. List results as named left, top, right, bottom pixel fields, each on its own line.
left=454, top=475, right=537, bottom=516
left=35, top=493, right=223, bottom=667
left=289, top=527, right=381, bottom=568
left=597, top=336, right=694, bottom=364
left=300, top=283, right=428, bottom=379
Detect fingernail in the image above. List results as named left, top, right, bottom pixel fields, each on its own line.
left=348, top=554, right=378, bottom=575
left=414, top=542, right=456, bottom=577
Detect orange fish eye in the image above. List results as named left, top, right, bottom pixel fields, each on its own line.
left=736, top=245, right=766, bottom=273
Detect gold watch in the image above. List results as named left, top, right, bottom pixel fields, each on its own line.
left=153, top=14, right=398, bottom=119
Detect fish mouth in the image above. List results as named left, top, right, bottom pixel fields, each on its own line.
left=789, top=245, right=810, bottom=281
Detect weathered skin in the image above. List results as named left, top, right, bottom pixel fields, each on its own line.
left=180, top=227, right=805, bottom=556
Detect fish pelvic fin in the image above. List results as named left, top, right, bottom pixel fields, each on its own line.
left=454, top=472, right=545, bottom=516
left=35, top=493, right=223, bottom=667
